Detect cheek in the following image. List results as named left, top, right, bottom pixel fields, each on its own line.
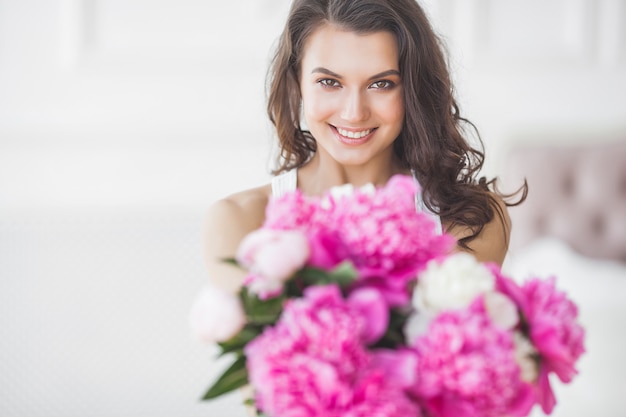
left=379, top=93, right=404, bottom=124
left=302, top=89, right=336, bottom=122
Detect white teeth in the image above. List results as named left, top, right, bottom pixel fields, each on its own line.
left=337, top=127, right=372, bottom=139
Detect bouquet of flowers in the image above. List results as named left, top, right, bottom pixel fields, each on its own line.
left=190, top=175, right=585, bottom=417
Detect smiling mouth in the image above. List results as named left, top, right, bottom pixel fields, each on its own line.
left=336, top=127, right=374, bottom=139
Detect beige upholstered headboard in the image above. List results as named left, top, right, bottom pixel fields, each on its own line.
left=503, top=139, right=626, bottom=262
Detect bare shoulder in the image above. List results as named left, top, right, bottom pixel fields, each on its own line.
left=202, top=184, right=272, bottom=292
left=446, top=194, right=512, bottom=266
left=206, top=185, right=271, bottom=232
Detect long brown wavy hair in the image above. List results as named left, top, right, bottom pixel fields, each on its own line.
left=267, top=0, right=527, bottom=248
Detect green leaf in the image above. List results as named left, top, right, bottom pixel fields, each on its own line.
left=240, top=287, right=285, bottom=326
left=201, top=355, right=249, bottom=400
left=283, top=278, right=303, bottom=298
left=327, top=261, right=358, bottom=285
left=371, top=307, right=411, bottom=348
left=217, top=326, right=261, bottom=354
left=298, top=267, right=333, bottom=283
left=388, top=306, right=411, bottom=328
left=297, top=261, right=358, bottom=288
left=220, top=257, right=240, bottom=267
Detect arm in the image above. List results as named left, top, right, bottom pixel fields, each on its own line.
left=447, top=196, right=512, bottom=266
left=202, top=188, right=269, bottom=292
left=201, top=191, right=268, bottom=417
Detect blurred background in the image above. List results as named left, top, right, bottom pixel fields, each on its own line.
left=0, top=0, right=625, bottom=416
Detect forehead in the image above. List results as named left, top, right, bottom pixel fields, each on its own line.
left=300, top=24, right=399, bottom=75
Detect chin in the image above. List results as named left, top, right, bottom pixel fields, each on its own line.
left=328, top=150, right=378, bottom=167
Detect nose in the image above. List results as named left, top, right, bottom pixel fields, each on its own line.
left=340, top=89, right=369, bottom=123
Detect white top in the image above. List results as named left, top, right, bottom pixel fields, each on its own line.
left=271, top=169, right=443, bottom=235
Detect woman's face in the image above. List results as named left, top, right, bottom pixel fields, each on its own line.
left=299, top=24, right=404, bottom=167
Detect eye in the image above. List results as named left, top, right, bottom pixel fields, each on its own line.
left=369, top=80, right=395, bottom=90
left=318, top=78, right=341, bottom=88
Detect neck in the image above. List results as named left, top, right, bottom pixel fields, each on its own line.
left=298, top=151, right=409, bottom=196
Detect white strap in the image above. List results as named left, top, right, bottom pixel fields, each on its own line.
left=412, top=170, right=443, bottom=235
left=271, top=169, right=297, bottom=198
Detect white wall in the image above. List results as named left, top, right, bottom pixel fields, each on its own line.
left=1, top=1, right=625, bottom=416
left=0, top=0, right=291, bottom=210
left=1, top=0, right=625, bottom=209
left=423, top=0, right=626, bottom=173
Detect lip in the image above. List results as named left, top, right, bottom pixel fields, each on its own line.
left=331, top=125, right=377, bottom=146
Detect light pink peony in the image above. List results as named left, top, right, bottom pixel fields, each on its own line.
left=411, top=301, right=535, bottom=417
left=495, top=272, right=585, bottom=414
left=237, top=229, right=310, bottom=299
left=189, top=285, right=246, bottom=343
left=245, top=285, right=420, bottom=417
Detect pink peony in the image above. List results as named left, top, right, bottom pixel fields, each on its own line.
left=341, top=371, right=423, bottom=417
left=263, top=175, right=455, bottom=306
left=495, top=272, right=585, bottom=414
left=189, top=285, right=246, bottom=343
left=305, top=229, right=350, bottom=271
left=368, top=348, right=420, bottom=390
left=347, top=287, right=389, bottom=344
left=330, top=176, right=454, bottom=287
left=245, top=285, right=420, bottom=417
left=411, top=301, right=535, bottom=417
left=264, top=190, right=320, bottom=232
left=237, top=229, right=310, bottom=299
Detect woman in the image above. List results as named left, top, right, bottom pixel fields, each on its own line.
left=203, top=0, right=527, bottom=294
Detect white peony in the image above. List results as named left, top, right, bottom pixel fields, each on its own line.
left=321, top=182, right=377, bottom=209
left=484, top=291, right=519, bottom=330
left=413, top=252, right=495, bottom=314
left=189, top=285, right=246, bottom=344
left=404, top=309, right=434, bottom=344
left=358, top=183, right=376, bottom=196
left=513, top=331, right=539, bottom=383
left=329, top=183, right=356, bottom=199
left=405, top=253, right=496, bottom=343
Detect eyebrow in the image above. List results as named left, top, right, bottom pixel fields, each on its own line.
left=311, top=67, right=400, bottom=80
